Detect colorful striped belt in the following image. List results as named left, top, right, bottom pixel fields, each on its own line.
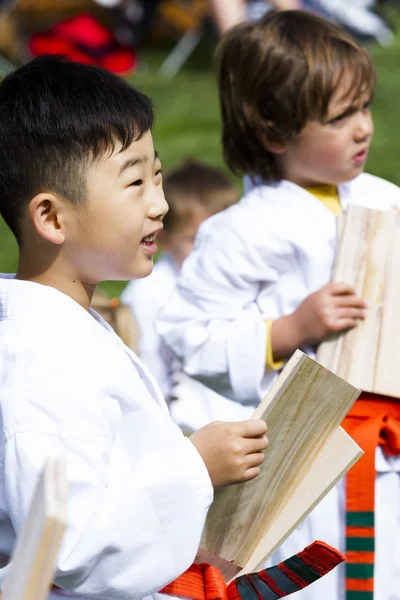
left=161, top=541, right=344, bottom=599
left=342, top=394, right=400, bottom=599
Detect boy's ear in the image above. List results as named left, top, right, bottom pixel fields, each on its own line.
left=261, top=137, right=287, bottom=154
left=259, top=122, right=287, bottom=154
left=28, top=192, right=66, bottom=245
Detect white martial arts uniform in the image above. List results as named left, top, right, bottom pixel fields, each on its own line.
left=122, top=255, right=251, bottom=434
left=157, top=173, right=400, bottom=600
left=0, top=275, right=213, bottom=600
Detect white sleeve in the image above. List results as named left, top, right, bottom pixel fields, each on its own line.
left=157, top=209, right=281, bottom=405
left=4, top=406, right=213, bottom=600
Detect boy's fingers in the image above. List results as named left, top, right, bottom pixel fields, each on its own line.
left=336, top=307, right=367, bottom=320
left=328, top=282, right=356, bottom=296
left=242, top=466, right=261, bottom=482
left=335, top=295, right=368, bottom=309
left=246, top=450, right=266, bottom=468
left=243, top=435, right=269, bottom=454
left=240, top=418, right=268, bottom=438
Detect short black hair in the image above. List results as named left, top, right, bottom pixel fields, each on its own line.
left=0, top=55, right=154, bottom=243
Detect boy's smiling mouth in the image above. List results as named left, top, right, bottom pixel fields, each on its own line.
left=140, top=227, right=162, bottom=255
left=141, top=233, right=156, bottom=244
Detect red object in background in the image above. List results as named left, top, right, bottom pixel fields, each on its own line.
left=29, top=13, right=137, bottom=75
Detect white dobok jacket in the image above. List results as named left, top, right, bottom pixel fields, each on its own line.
left=157, top=173, right=400, bottom=407
left=0, top=275, right=213, bottom=600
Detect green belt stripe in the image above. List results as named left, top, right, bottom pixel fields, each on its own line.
left=346, top=564, right=374, bottom=579
left=346, top=592, right=374, bottom=600
left=346, top=512, right=375, bottom=527
left=346, top=537, right=375, bottom=552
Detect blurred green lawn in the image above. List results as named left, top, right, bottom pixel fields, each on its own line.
left=2, top=30, right=400, bottom=297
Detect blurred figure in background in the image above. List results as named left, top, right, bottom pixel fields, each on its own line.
left=209, top=0, right=393, bottom=43
left=121, top=159, right=251, bottom=433
left=91, top=289, right=140, bottom=353
left=0, top=0, right=393, bottom=69
left=0, top=0, right=138, bottom=71
left=94, top=0, right=160, bottom=46
left=209, top=0, right=300, bottom=33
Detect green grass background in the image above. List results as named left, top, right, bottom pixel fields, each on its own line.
left=2, top=16, right=400, bottom=297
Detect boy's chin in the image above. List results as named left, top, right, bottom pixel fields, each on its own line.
left=129, top=262, right=154, bottom=279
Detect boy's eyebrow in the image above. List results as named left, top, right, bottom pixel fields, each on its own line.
left=327, top=94, right=372, bottom=123
left=328, top=105, right=356, bottom=121
left=118, top=149, right=159, bottom=177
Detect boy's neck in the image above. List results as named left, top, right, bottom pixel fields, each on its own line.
left=17, top=253, right=95, bottom=310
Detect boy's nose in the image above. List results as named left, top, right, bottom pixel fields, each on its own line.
left=354, top=112, right=373, bottom=141
left=148, top=189, right=169, bottom=220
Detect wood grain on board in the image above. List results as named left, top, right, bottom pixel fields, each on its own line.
left=200, top=350, right=360, bottom=570
left=237, top=426, right=361, bottom=576
left=3, top=457, right=68, bottom=600
left=317, top=204, right=400, bottom=397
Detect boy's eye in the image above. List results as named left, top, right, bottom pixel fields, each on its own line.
left=328, top=98, right=372, bottom=125
left=328, top=113, right=346, bottom=125
left=155, top=169, right=162, bottom=177
left=130, top=179, right=144, bottom=187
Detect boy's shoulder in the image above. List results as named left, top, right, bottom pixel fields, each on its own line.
left=0, top=277, right=135, bottom=440
left=187, top=184, right=298, bottom=277
left=197, top=179, right=307, bottom=242
left=349, top=171, right=399, bottom=190
left=0, top=276, right=113, bottom=364
left=344, top=172, right=400, bottom=210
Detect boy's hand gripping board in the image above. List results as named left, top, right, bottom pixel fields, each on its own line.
left=317, top=204, right=400, bottom=397
left=3, top=457, right=68, bottom=600
left=197, top=350, right=362, bottom=582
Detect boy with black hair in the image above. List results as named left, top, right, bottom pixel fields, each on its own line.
left=158, top=10, right=400, bottom=599
left=0, top=55, right=269, bottom=600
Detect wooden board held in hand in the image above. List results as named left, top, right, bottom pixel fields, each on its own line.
left=237, top=426, right=361, bottom=576
left=317, top=204, right=400, bottom=397
left=200, top=350, right=360, bottom=570
left=3, top=457, right=68, bottom=600
left=197, top=426, right=362, bottom=583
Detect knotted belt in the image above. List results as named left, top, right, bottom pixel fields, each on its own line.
left=161, top=541, right=344, bottom=599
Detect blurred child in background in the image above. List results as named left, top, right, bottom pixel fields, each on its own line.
left=121, top=158, right=251, bottom=433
